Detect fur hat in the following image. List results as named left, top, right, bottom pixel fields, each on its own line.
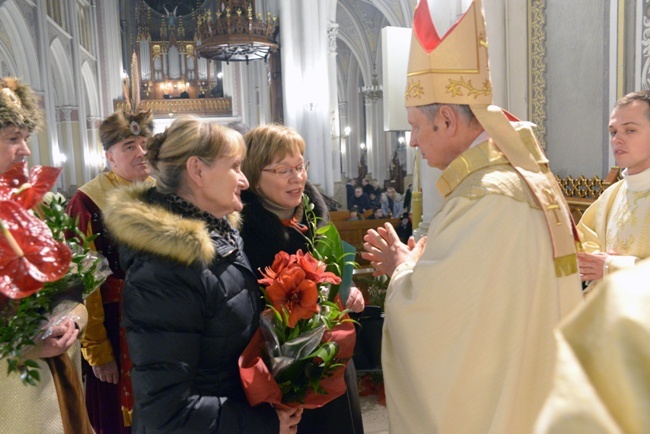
left=100, top=109, right=154, bottom=151
left=0, top=78, right=41, bottom=132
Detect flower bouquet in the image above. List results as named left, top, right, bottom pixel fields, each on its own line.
left=0, top=162, right=110, bottom=385
left=239, top=196, right=357, bottom=409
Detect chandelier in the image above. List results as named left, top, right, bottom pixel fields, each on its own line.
left=195, top=1, right=279, bottom=63
left=360, top=73, right=383, bottom=102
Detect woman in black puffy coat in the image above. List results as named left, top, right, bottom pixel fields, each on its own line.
left=240, top=124, right=365, bottom=434
left=103, top=118, right=302, bottom=434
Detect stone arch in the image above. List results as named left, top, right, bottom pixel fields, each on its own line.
left=0, top=42, right=19, bottom=77
left=49, top=38, right=75, bottom=105
left=0, top=0, right=41, bottom=87
left=81, top=61, right=100, bottom=117
left=337, top=2, right=373, bottom=85
left=81, top=60, right=103, bottom=178
left=360, top=0, right=402, bottom=28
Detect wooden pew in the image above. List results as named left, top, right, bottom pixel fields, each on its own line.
left=330, top=210, right=352, bottom=222
left=330, top=209, right=374, bottom=222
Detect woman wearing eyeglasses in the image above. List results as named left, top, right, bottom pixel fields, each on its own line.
left=240, top=124, right=365, bottom=434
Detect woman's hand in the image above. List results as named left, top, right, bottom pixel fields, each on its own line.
left=276, top=407, right=303, bottom=434
left=37, top=317, right=79, bottom=358
left=345, top=286, right=365, bottom=313
left=92, top=360, right=120, bottom=384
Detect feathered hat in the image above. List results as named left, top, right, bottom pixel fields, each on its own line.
left=100, top=52, right=154, bottom=151
left=99, top=109, right=154, bottom=151
left=0, top=78, right=41, bottom=132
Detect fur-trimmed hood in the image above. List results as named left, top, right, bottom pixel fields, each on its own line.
left=104, top=183, right=240, bottom=266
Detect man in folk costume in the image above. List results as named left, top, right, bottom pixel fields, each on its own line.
left=362, top=1, right=584, bottom=432
left=66, top=109, right=154, bottom=433
left=0, top=77, right=93, bottom=433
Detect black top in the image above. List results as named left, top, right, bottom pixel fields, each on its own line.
left=239, top=182, right=365, bottom=434
left=106, top=185, right=278, bottom=434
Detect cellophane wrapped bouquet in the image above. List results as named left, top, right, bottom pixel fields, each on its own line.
left=239, top=196, right=357, bottom=408
left=0, top=162, right=110, bottom=385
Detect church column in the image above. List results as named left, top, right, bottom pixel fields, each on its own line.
left=86, top=116, right=103, bottom=177
left=363, top=99, right=375, bottom=180
left=328, top=21, right=341, bottom=184
left=89, top=0, right=106, bottom=120
left=35, top=1, right=58, bottom=169
left=412, top=162, right=444, bottom=241
left=65, top=0, right=90, bottom=185
left=279, top=0, right=333, bottom=194
left=236, top=60, right=272, bottom=128
left=362, top=97, right=387, bottom=185
left=338, top=101, right=351, bottom=177
left=374, top=99, right=387, bottom=185
left=58, top=106, right=79, bottom=191
left=95, top=0, right=123, bottom=114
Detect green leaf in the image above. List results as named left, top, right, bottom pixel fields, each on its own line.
left=308, top=341, right=339, bottom=366
left=336, top=241, right=356, bottom=303
left=23, top=359, right=40, bottom=368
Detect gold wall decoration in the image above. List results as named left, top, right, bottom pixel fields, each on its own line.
left=556, top=168, right=622, bottom=221
left=642, top=0, right=650, bottom=90
left=528, top=0, right=547, bottom=149
left=617, top=0, right=626, bottom=98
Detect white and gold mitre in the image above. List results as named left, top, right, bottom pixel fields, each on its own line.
left=405, top=0, right=492, bottom=107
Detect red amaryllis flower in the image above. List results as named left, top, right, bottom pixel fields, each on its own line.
left=259, top=251, right=296, bottom=287
left=295, top=250, right=341, bottom=285
left=266, top=266, right=320, bottom=328
left=0, top=201, right=71, bottom=299
left=0, top=162, right=62, bottom=210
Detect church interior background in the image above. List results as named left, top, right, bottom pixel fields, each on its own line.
left=1, top=0, right=649, bottom=225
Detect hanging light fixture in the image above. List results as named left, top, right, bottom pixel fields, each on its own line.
left=195, top=0, right=279, bottom=64
left=360, top=73, right=383, bottom=102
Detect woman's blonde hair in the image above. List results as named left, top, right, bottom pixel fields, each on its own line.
left=146, top=117, right=245, bottom=195
left=242, top=124, right=305, bottom=192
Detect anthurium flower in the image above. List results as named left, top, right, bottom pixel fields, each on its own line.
left=0, top=200, right=71, bottom=299
left=266, top=266, right=320, bottom=328
left=0, top=162, right=62, bottom=210
left=295, top=250, right=341, bottom=285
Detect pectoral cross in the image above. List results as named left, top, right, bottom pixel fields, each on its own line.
left=542, top=188, right=562, bottom=226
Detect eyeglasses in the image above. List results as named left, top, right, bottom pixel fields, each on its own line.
left=262, top=161, right=310, bottom=178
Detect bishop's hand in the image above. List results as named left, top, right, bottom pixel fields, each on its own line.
left=362, top=222, right=426, bottom=277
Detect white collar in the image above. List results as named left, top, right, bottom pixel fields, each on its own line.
left=622, top=167, right=650, bottom=192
